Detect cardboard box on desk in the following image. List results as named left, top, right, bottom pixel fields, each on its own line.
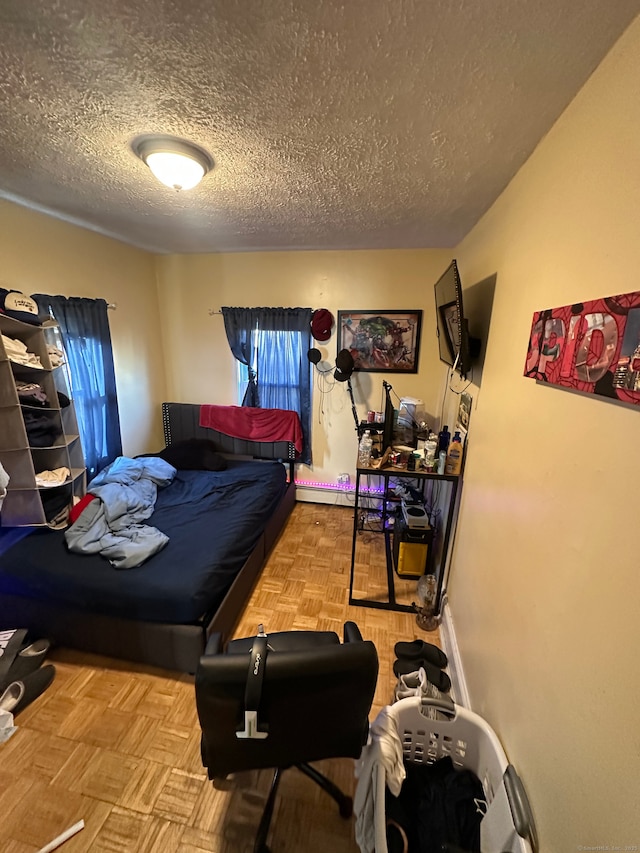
left=369, top=446, right=393, bottom=469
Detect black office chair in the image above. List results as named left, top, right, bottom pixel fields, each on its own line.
left=195, top=621, right=379, bottom=853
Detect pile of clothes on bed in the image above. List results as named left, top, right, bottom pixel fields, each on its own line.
left=64, top=455, right=177, bottom=569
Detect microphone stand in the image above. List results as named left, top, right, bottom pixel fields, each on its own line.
left=346, top=377, right=360, bottom=433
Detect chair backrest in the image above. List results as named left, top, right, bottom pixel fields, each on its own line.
left=196, top=632, right=379, bottom=778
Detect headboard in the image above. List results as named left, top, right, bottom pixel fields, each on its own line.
left=162, top=402, right=297, bottom=479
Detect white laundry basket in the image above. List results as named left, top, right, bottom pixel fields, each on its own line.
left=373, top=696, right=537, bottom=853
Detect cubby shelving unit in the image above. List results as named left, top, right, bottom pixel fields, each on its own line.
left=0, top=313, right=86, bottom=527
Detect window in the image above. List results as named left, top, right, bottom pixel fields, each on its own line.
left=222, top=306, right=312, bottom=463
left=237, top=327, right=306, bottom=413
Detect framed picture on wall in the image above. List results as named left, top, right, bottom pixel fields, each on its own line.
left=337, top=310, right=423, bottom=373
left=455, top=391, right=472, bottom=445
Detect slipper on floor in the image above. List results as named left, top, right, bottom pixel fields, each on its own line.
left=0, top=628, right=29, bottom=687
left=0, top=637, right=51, bottom=690
left=393, top=657, right=451, bottom=693
left=394, top=639, right=448, bottom=669
left=0, top=664, right=56, bottom=716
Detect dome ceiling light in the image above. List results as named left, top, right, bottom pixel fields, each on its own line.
left=132, top=134, right=213, bottom=191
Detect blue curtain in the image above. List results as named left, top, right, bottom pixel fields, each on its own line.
left=222, top=307, right=260, bottom=407
left=221, top=307, right=313, bottom=463
left=34, top=295, right=122, bottom=478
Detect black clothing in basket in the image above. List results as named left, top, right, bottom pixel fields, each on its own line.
left=385, top=756, right=485, bottom=853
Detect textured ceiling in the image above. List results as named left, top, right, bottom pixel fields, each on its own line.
left=0, top=1, right=638, bottom=254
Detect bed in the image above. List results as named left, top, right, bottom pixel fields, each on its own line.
left=0, top=402, right=297, bottom=673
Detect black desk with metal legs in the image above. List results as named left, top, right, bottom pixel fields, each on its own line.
left=348, top=462, right=460, bottom=614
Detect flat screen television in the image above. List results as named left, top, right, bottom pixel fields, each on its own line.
left=434, top=259, right=480, bottom=379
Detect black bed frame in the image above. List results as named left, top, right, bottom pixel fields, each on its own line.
left=0, top=402, right=297, bottom=673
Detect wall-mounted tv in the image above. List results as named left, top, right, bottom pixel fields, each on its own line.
left=434, top=259, right=480, bottom=379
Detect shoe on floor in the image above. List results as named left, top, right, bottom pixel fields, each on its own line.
left=0, top=664, right=56, bottom=716
left=393, top=639, right=448, bottom=669
left=0, top=637, right=51, bottom=691
left=394, top=666, right=445, bottom=701
left=393, top=657, right=451, bottom=693
left=0, top=628, right=28, bottom=690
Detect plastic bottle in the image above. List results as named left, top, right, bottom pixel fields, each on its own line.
left=444, top=430, right=463, bottom=476
left=424, top=434, right=438, bottom=469
left=416, top=573, right=438, bottom=631
left=415, top=426, right=429, bottom=453
left=437, top=425, right=451, bottom=455
left=358, top=430, right=373, bottom=468
left=417, top=573, right=437, bottom=612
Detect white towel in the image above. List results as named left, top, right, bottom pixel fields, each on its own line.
left=354, top=704, right=406, bottom=853
left=0, top=461, right=9, bottom=511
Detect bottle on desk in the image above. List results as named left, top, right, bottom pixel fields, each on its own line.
left=444, top=431, right=463, bottom=476
left=424, top=433, right=438, bottom=470
left=358, top=431, right=373, bottom=467
left=437, top=425, right=451, bottom=455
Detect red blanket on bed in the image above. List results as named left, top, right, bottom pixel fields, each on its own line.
left=199, top=405, right=303, bottom=454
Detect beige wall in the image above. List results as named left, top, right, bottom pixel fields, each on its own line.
left=4, top=15, right=639, bottom=845
left=155, top=249, right=452, bottom=487
left=448, top=16, right=640, bottom=849
left=0, top=200, right=166, bottom=454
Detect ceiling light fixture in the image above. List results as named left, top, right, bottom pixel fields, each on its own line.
left=132, top=134, right=213, bottom=191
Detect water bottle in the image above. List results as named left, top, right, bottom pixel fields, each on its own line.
left=416, top=573, right=438, bottom=631
left=424, top=434, right=438, bottom=469
left=358, top=430, right=373, bottom=467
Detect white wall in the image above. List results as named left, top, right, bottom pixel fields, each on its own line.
left=447, top=15, right=640, bottom=849
left=0, top=200, right=166, bottom=454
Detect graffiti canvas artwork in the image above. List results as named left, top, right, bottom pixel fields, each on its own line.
left=337, top=310, right=422, bottom=373
left=524, top=290, right=640, bottom=406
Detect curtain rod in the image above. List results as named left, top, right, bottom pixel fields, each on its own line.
left=107, top=302, right=117, bottom=310
left=208, top=308, right=222, bottom=315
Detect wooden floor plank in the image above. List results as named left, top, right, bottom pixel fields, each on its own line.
left=1, top=502, right=444, bottom=851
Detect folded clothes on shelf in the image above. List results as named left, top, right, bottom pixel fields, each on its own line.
left=35, top=467, right=70, bottom=488
left=47, top=345, right=65, bottom=368
left=16, top=381, right=49, bottom=407
left=21, top=409, right=63, bottom=447
left=41, top=484, right=73, bottom=527
left=1, top=334, right=43, bottom=368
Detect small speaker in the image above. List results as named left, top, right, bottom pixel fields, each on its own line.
left=401, top=502, right=430, bottom=529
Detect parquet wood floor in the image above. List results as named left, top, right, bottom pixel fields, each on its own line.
left=1, top=502, right=443, bottom=852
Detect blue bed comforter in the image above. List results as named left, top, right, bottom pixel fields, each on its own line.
left=65, top=456, right=177, bottom=569
left=0, top=459, right=287, bottom=624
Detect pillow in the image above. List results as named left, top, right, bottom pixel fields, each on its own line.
left=157, top=438, right=227, bottom=471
